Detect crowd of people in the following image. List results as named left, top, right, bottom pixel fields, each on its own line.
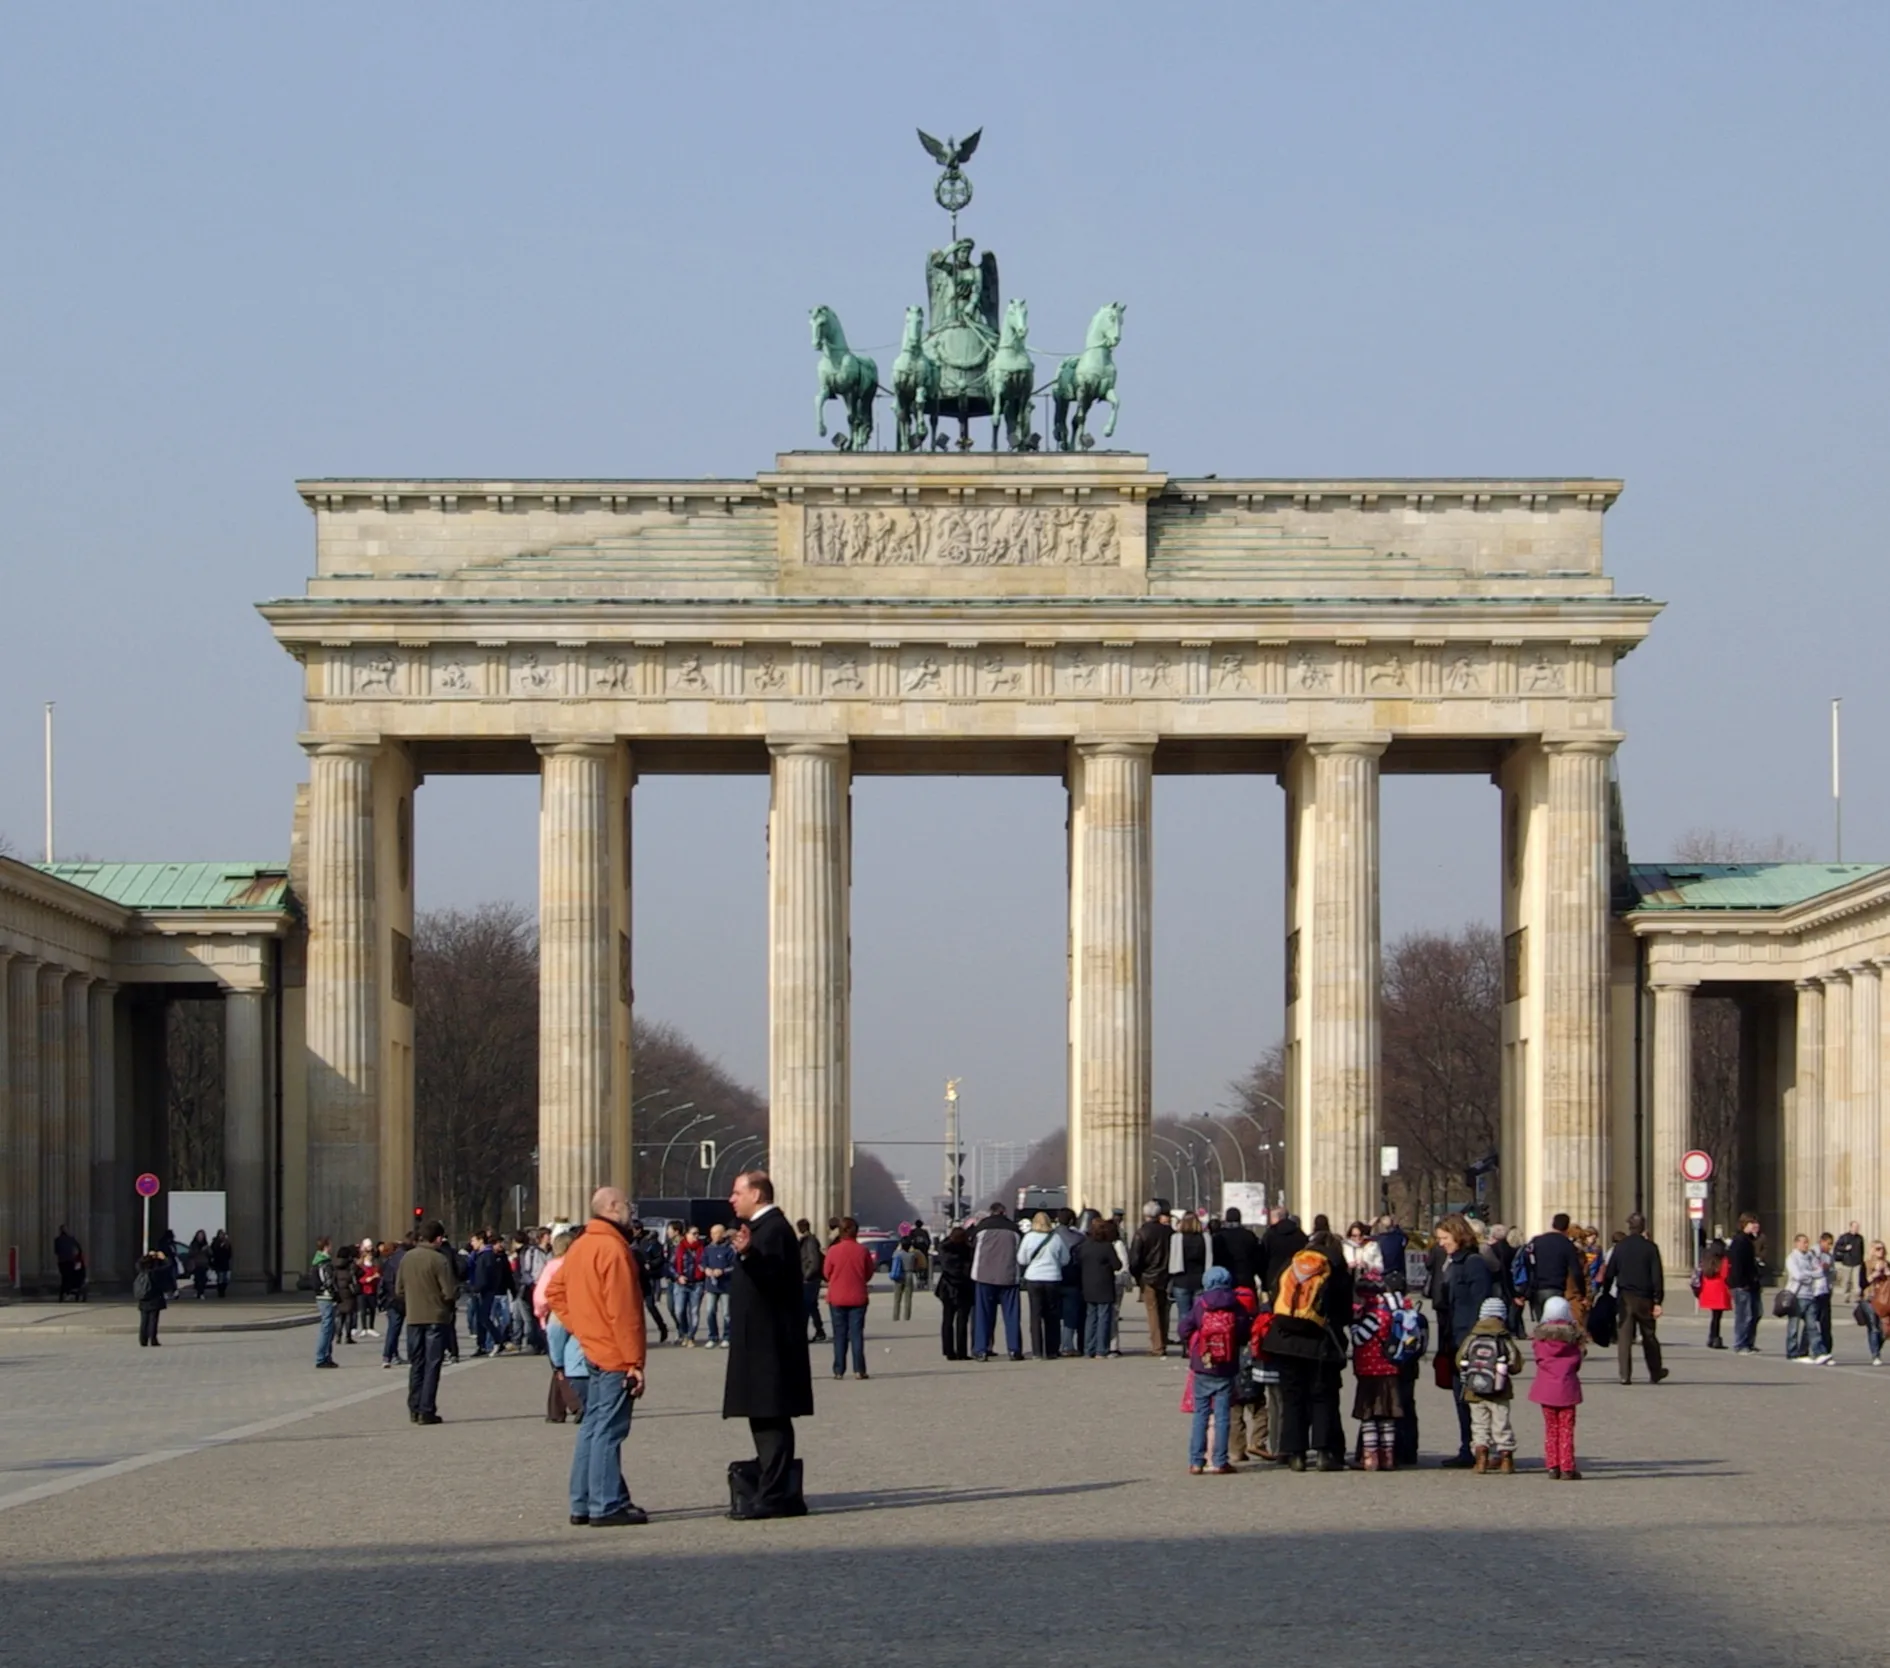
left=215, top=1185, right=1890, bottom=1521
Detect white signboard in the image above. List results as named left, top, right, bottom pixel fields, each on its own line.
left=1684, top=1180, right=1709, bottom=1200
left=1221, top=1182, right=1270, bottom=1223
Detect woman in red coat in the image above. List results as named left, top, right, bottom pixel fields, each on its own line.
left=1695, top=1237, right=1733, bottom=1350
left=822, top=1218, right=877, bottom=1382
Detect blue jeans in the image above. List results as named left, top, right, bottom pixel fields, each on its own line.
left=1189, top=1372, right=1233, bottom=1468
left=569, top=1368, right=634, bottom=1518
left=673, top=1286, right=701, bottom=1340
left=1170, top=1283, right=1200, bottom=1337
left=467, top=1293, right=496, bottom=1354
left=1867, top=1305, right=1883, bottom=1362
left=314, top=1300, right=337, bottom=1365
left=972, top=1283, right=1021, bottom=1358
left=702, top=1289, right=729, bottom=1342
left=1060, top=1286, right=1083, bottom=1355
left=831, top=1303, right=867, bottom=1375
left=381, top=1309, right=405, bottom=1364
left=1810, top=1294, right=1832, bottom=1358
left=1084, top=1300, right=1114, bottom=1357
left=1732, top=1287, right=1761, bottom=1351
left=1787, top=1308, right=1812, bottom=1358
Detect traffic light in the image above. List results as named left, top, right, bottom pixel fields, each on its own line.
left=413, top=1205, right=424, bottom=1221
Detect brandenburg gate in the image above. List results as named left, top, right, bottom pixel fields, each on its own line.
left=262, top=452, right=1656, bottom=1238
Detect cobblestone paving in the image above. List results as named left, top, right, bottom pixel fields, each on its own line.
left=0, top=1306, right=1882, bottom=1666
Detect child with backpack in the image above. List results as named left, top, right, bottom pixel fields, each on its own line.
left=1530, top=1294, right=1586, bottom=1479
left=1347, top=1271, right=1405, bottom=1471
left=1178, top=1266, right=1253, bottom=1474
left=1456, top=1296, right=1524, bottom=1473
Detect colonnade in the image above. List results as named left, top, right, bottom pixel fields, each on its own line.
left=1648, top=961, right=1889, bottom=1261
left=0, top=954, right=114, bottom=1287
left=299, top=730, right=1619, bottom=1240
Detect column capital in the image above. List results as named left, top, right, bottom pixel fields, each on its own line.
left=534, top=736, right=618, bottom=760
left=1304, top=733, right=1390, bottom=759
left=1842, top=961, right=1878, bottom=979
left=299, top=734, right=382, bottom=759
left=1795, top=976, right=1825, bottom=992
left=1824, top=966, right=1855, bottom=986
left=1073, top=737, right=1157, bottom=760
left=767, top=738, right=851, bottom=761
left=1647, top=975, right=1699, bottom=994
left=1541, top=732, right=1623, bottom=756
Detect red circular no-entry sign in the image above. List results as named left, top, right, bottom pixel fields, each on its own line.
left=134, top=1173, right=161, bottom=1199
left=1679, top=1150, right=1714, bottom=1183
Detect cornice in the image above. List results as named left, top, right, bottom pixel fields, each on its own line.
left=1625, top=867, right=1890, bottom=940
left=0, top=857, right=133, bottom=935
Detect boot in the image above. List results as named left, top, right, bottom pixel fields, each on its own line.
left=1360, top=1446, right=1380, bottom=1472
left=1497, top=1452, right=1515, bottom=1475
left=1472, top=1446, right=1489, bottom=1474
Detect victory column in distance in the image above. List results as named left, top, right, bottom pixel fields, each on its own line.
left=812, top=128, right=1125, bottom=455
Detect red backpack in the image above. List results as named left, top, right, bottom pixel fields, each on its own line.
left=1191, top=1304, right=1238, bottom=1370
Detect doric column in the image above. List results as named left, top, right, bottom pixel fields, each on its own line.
left=1286, top=737, right=1385, bottom=1225
left=1788, top=978, right=1824, bottom=1249
left=303, top=740, right=380, bottom=1243
left=37, top=964, right=67, bottom=1290
left=87, top=982, right=117, bottom=1282
left=61, top=974, right=91, bottom=1282
left=6, top=957, right=41, bottom=1286
left=1067, top=740, right=1154, bottom=1216
left=1852, top=963, right=1883, bottom=1246
left=1539, top=737, right=1616, bottom=1228
left=1824, top=969, right=1853, bottom=1223
left=537, top=740, right=616, bottom=1222
left=1648, top=979, right=1694, bottom=1265
left=224, top=988, right=268, bottom=1287
left=768, top=741, right=851, bottom=1229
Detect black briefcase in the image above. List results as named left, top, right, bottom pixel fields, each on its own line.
left=727, top=1457, right=806, bottom=1518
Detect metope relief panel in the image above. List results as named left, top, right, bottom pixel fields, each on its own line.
left=352, top=645, right=400, bottom=697
left=509, top=648, right=562, bottom=698
left=823, top=647, right=868, bottom=697
left=744, top=646, right=792, bottom=698
left=1520, top=650, right=1566, bottom=693
left=977, top=647, right=1024, bottom=697
left=899, top=647, right=946, bottom=698
left=591, top=649, right=634, bottom=697
left=1134, top=644, right=1181, bottom=696
left=802, top=504, right=1122, bottom=567
left=667, top=645, right=712, bottom=697
left=432, top=647, right=481, bottom=697
left=1060, top=646, right=1103, bottom=696
left=1365, top=651, right=1411, bottom=693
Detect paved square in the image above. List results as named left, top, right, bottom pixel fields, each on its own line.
left=0, top=1302, right=1880, bottom=1666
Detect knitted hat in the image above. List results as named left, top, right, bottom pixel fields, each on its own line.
left=1479, top=1297, right=1508, bottom=1321
left=1541, top=1296, right=1574, bottom=1326
left=1204, top=1266, right=1233, bottom=1290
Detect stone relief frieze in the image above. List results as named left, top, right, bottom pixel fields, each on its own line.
left=511, top=651, right=557, bottom=696
left=354, top=648, right=397, bottom=693
left=803, top=505, right=1121, bottom=567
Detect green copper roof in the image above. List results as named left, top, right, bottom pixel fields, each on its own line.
left=36, top=862, right=291, bottom=912
left=1626, top=862, right=1887, bottom=912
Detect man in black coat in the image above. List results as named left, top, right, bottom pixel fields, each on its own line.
left=1601, top=1212, right=1668, bottom=1385
left=1258, top=1209, right=1308, bottom=1293
left=1726, top=1213, right=1765, bottom=1353
left=1212, top=1208, right=1261, bottom=1294
left=724, top=1171, right=814, bottom=1518
left=1524, top=1214, right=1586, bottom=1322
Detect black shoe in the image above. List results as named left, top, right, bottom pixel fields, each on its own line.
left=316, top=1360, right=338, bottom=1369
left=1653, top=1368, right=1670, bottom=1383
left=569, top=1514, right=590, bottom=1526
left=1316, top=1453, right=1345, bottom=1473
left=973, top=1352, right=990, bottom=1362
left=410, top=1411, right=421, bottom=1423
left=1440, top=1452, right=1476, bottom=1469
left=418, top=1412, right=444, bottom=1425
left=589, top=1506, right=648, bottom=1527
left=1009, top=1353, right=1025, bottom=1362
left=1286, top=1455, right=1307, bottom=1472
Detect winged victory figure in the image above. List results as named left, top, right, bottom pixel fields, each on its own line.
left=917, top=128, right=982, bottom=169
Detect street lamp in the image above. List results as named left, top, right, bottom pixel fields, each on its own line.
left=1152, top=1134, right=1200, bottom=1211
left=711, top=1134, right=768, bottom=1194
left=656, top=1112, right=715, bottom=1195
left=1196, top=1113, right=1249, bottom=1183
left=1149, top=1144, right=1180, bottom=1205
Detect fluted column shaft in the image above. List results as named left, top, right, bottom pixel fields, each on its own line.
left=304, top=741, right=380, bottom=1243
left=0, top=953, right=26, bottom=1283
left=61, top=975, right=91, bottom=1281
left=224, top=989, right=269, bottom=1286
left=1540, top=738, right=1614, bottom=1228
left=1852, top=964, right=1883, bottom=1245
left=1824, top=971, right=1854, bottom=1225
left=1291, top=739, right=1384, bottom=1226
left=1649, top=981, right=1694, bottom=1264
left=538, top=742, right=616, bottom=1223
left=1067, top=741, right=1154, bottom=1217
left=1788, top=979, right=1824, bottom=1249
left=37, top=965, right=67, bottom=1290
left=768, top=742, right=851, bottom=1230
left=88, top=982, right=117, bottom=1282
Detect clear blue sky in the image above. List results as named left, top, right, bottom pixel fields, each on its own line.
left=4, top=4, right=1885, bottom=1162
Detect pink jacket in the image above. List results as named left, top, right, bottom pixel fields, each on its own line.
left=1529, top=1324, right=1585, bottom=1407
left=532, top=1254, right=565, bottom=1323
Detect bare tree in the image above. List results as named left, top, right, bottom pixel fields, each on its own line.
left=409, top=904, right=915, bottom=1233
left=1380, top=926, right=1503, bottom=1225
left=412, top=903, right=540, bottom=1234
left=165, top=999, right=224, bottom=1191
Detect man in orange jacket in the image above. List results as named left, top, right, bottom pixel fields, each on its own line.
left=543, top=1186, right=648, bottom=1526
